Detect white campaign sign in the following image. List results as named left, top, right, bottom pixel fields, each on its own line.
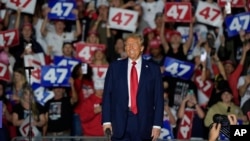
left=0, top=10, right=6, bottom=20
left=195, top=1, right=223, bottom=27
left=24, top=53, right=45, bottom=85
left=6, top=0, right=37, bottom=14
left=108, top=7, right=138, bottom=32
left=19, top=116, right=40, bottom=137
left=92, top=65, right=108, bottom=90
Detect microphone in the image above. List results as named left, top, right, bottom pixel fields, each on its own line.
left=24, top=66, right=35, bottom=70
left=105, top=128, right=111, bottom=136
left=227, top=106, right=231, bottom=113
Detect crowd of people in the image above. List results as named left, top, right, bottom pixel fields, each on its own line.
left=0, top=0, right=250, bottom=140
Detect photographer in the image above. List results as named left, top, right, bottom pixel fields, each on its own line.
left=208, top=114, right=237, bottom=141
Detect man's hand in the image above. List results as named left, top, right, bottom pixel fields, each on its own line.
left=208, top=123, right=221, bottom=141
left=151, top=128, right=161, bottom=141
left=103, top=124, right=112, bottom=136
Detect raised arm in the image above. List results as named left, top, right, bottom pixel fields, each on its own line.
left=212, top=53, right=227, bottom=80
left=40, top=8, right=50, bottom=37
left=72, top=9, right=82, bottom=38
left=69, top=77, right=78, bottom=105
left=160, top=16, right=169, bottom=54
left=14, top=8, right=22, bottom=29
left=183, top=19, right=194, bottom=55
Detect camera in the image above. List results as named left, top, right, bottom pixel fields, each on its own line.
left=213, top=114, right=230, bottom=139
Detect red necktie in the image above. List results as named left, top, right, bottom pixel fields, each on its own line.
left=130, top=61, right=138, bottom=114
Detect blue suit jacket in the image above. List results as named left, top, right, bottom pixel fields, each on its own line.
left=102, top=58, right=164, bottom=138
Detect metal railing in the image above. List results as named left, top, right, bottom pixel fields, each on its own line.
left=11, top=136, right=209, bottom=141
left=11, top=136, right=109, bottom=141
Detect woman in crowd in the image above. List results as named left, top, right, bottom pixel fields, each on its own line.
left=8, top=68, right=27, bottom=104
left=71, top=63, right=94, bottom=136
left=12, top=86, right=46, bottom=136
left=177, top=90, right=205, bottom=140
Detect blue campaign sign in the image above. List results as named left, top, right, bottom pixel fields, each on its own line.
left=32, top=83, right=54, bottom=106
left=225, top=12, right=250, bottom=37
left=163, top=57, right=195, bottom=80
left=48, top=0, right=76, bottom=20
left=41, top=66, right=71, bottom=87
left=54, top=56, right=81, bottom=71
left=159, top=120, right=174, bottom=140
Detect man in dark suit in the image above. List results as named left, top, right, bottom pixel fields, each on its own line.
left=102, top=33, right=164, bottom=141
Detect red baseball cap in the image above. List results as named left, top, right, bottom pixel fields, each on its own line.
left=143, top=27, right=155, bottom=36
left=169, top=30, right=181, bottom=37
left=223, top=60, right=236, bottom=67
left=88, top=30, right=98, bottom=36
left=149, top=39, right=161, bottom=49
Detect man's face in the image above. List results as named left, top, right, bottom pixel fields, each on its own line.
left=125, top=37, right=144, bottom=61
left=22, top=26, right=32, bottom=38
left=224, top=64, right=234, bottom=75
left=55, top=21, right=65, bottom=32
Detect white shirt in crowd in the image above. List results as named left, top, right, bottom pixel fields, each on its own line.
left=45, top=31, right=75, bottom=56
left=237, top=76, right=250, bottom=107
left=140, top=0, right=165, bottom=29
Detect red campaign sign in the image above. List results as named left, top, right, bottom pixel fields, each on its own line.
left=177, top=110, right=194, bottom=139
left=0, top=29, right=19, bottom=48
left=218, top=0, right=244, bottom=7
left=193, top=70, right=214, bottom=107
left=164, top=2, right=192, bottom=23
left=0, top=62, right=10, bottom=82
left=75, top=42, right=106, bottom=64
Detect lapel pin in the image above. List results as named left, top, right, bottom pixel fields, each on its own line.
left=146, top=65, right=148, bottom=68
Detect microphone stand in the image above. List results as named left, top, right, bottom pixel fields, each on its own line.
left=25, top=67, right=34, bottom=141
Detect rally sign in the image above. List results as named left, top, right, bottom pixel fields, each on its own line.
left=193, top=71, right=213, bottom=107
left=177, top=110, right=194, bottom=139
left=225, top=12, right=250, bottom=37
left=54, top=56, right=81, bottom=71
left=0, top=10, right=6, bottom=20
left=32, top=83, right=54, bottom=106
left=6, top=0, right=37, bottom=14
left=19, top=116, right=40, bottom=137
left=159, top=120, right=174, bottom=140
left=24, top=53, right=45, bottom=85
left=195, top=1, right=223, bottom=27
left=0, top=29, right=19, bottom=48
left=75, top=42, right=106, bottom=64
left=48, top=0, right=76, bottom=20
left=41, top=66, right=71, bottom=87
left=164, top=2, right=192, bottom=23
left=163, top=57, right=195, bottom=80
left=0, top=61, right=10, bottom=82
left=91, top=65, right=108, bottom=90
left=108, top=7, right=138, bottom=32
left=218, top=0, right=244, bottom=7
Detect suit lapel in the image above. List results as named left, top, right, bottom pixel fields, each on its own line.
left=138, top=59, right=148, bottom=93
